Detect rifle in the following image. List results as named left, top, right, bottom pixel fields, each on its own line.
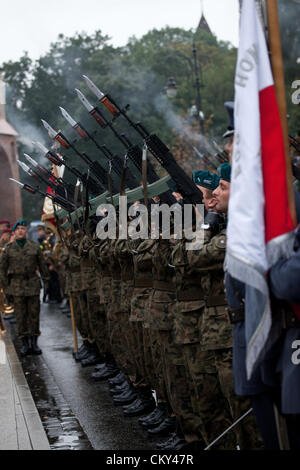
left=9, top=178, right=75, bottom=211
left=18, top=159, right=71, bottom=201
left=41, top=119, right=115, bottom=193
left=77, top=86, right=177, bottom=206
left=59, top=106, right=139, bottom=191
left=35, top=141, right=104, bottom=197
left=82, top=76, right=203, bottom=205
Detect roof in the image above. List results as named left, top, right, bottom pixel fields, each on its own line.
left=0, top=118, right=18, bottom=137
left=197, top=13, right=212, bottom=34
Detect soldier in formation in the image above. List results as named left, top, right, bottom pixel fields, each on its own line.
left=53, top=154, right=268, bottom=450
left=0, top=219, right=50, bottom=356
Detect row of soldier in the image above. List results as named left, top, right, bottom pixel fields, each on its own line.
left=52, top=160, right=265, bottom=451
left=1, top=108, right=300, bottom=450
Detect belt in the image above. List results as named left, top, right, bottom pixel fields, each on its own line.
left=205, top=295, right=227, bottom=307
left=177, top=287, right=204, bottom=301
left=10, top=273, right=36, bottom=280
left=153, top=280, right=176, bottom=292
left=134, top=279, right=153, bottom=288
left=227, top=306, right=245, bottom=324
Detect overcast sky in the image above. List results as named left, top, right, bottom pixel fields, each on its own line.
left=0, top=0, right=239, bottom=64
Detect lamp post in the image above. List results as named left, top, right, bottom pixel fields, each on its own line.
left=164, top=43, right=205, bottom=134
left=192, top=41, right=204, bottom=133
left=165, top=76, right=177, bottom=98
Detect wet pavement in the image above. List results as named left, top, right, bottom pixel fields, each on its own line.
left=8, top=302, right=155, bottom=451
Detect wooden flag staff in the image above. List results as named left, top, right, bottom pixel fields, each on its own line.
left=265, top=0, right=297, bottom=226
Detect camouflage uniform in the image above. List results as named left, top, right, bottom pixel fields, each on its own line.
left=68, top=234, right=88, bottom=342
left=129, top=238, right=155, bottom=389
left=79, top=234, right=107, bottom=354
left=183, top=227, right=261, bottom=449
left=97, top=238, right=113, bottom=354
left=0, top=239, right=50, bottom=338
left=149, top=238, right=177, bottom=408
left=105, top=238, right=132, bottom=370
left=114, top=239, right=137, bottom=382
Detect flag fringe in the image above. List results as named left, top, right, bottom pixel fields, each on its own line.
left=225, top=250, right=272, bottom=379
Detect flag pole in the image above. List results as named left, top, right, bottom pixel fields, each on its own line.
left=265, top=0, right=297, bottom=226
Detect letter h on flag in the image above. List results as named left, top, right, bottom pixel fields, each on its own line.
left=226, top=0, right=296, bottom=378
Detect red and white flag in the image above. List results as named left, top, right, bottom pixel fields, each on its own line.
left=41, top=164, right=65, bottom=235
left=226, top=0, right=295, bottom=378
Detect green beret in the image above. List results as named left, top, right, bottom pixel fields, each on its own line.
left=217, top=163, right=231, bottom=182
left=192, top=170, right=220, bottom=190
left=12, top=219, right=27, bottom=232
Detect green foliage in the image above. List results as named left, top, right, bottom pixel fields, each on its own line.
left=1, top=25, right=238, bottom=219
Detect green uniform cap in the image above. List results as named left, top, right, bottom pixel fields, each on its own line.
left=217, top=163, right=231, bottom=182
left=12, top=219, right=27, bottom=232
left=192, top=170, right=220, bottom=190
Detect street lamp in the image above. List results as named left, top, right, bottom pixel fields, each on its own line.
left=165, top=76, right=177, bottom=98
left=192, top=41, right=204, bottom=133
left=165, top=44, right=205, bottom=133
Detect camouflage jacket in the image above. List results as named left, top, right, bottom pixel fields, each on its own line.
left=106, top=239, right=121, bottom=317
left=114, top=239, right=134, bottom=314
left=185, top=227, right=232, bottom=351
left=0, top=239, right=50, bottom=296
left=129, top=238, right=155, bottom=324
left=149, top=238, right=177, bottom=331
left=170, top=234, right=207, bottom=345
left=68, top=235, right=83, bottom=293
left=96, top=238, right=112, bottom=304
left=79, top=235, right=96, bottom=291
left=59, top=245, right=71, bottom=295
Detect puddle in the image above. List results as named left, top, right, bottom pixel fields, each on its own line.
left=19, top=350, right=93, bottom=450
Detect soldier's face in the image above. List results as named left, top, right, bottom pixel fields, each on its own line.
left=196, top=186, right=217, bottom=211
left=14, top=226, right=27, bottom=240
left=212, top=180, right=230, bottom=215
left=1, top=232, right=10, bottom=243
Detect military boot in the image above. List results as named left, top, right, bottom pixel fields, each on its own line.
left=81, top=343, right=105, bottom=367
left=147, top=416, right=176, bottom=437
left=156, top=423, right=187, bottom=450
left=30, top=336, right=42, bottom=355
left=108, top=371, right=127, bottom=387
left=110, top=380, right=132, bottom=396
left=112, top=386, right=138, bottom=406
left=20, top=336, right=32, bottom=357
left=72, top=342, right=87, bottom=358
left=139, top=403, right=169, bottom=429
left=74, top=340, right=93, bottom=362
left=122, top=387, right=156, bottom=417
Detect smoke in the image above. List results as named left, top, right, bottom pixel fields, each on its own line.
left=5, top=85, right=48, bottom=159
left=153, top=93, right=214, bottom=154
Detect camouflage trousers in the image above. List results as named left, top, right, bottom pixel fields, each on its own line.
left=144, top=328, right=168, bottom=403
left=70, top=292, right=88, bottom=341
left=128, top=321, right=149, bottom=387
left=78, top=290, right=95, bottom=343
left=158, top=330, right=204, bottom=443
left=86, top=289, right=108, bottom=353
left=182, top=345, right=262, bottom=450
left=13, top=295, right=40, bottom=338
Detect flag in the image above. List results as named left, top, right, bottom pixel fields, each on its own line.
left=226, top=0, right=295, bottom=378
left=41, top=164, right=65, bottom=236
